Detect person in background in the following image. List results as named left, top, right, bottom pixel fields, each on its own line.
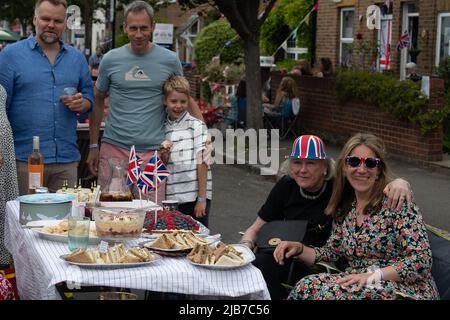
left=235, top=78, right=247, bottom=128
left=314, top=57, right=333, bottom=78
left=263, top=76, right=299, bottom=118
left=275, top=133, right=438, bottom=300
left=0, top=84, right=18, bottom=268
left=88, top=46, right=103, bottom=74
left=86, top=1, right=202, bottom=203
left=161, top=76, right=212, bottom=227
left=405, top=62, right=422, bottom=82
left=240, top=134, right=413, bottom=300
left=295, top=59, right=313, bottom=76
left=0, top=0, right=94, bottom=194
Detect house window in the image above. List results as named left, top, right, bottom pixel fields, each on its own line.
left=287, top=34, right=296, bottom=48
left=340, top=8, right=354, bottom=67
left=436, top=13, right=450, bottom=66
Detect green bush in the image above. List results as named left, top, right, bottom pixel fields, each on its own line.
left=260, top=0, right=313, bottom=57
left=336, top=70, right=450, bottom=135
left=203, top=62, right=244, bottom=84
left=193, top=20, right=243, bottom=73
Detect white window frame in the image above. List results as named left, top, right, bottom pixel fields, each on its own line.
left=340, top=7, right=354, bottom=66
left=436, top=13, right=450, bottom=67
left=400, top=4, right=419, bottom=80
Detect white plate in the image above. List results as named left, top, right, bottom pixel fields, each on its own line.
left=34, top=220, right=100, bottom=245
left=187, top=244, right=256, bottom=270
left=60, top=252, right=162, bottom=269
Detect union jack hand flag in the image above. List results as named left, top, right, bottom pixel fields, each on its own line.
left=136, top=154, right=170, bottom=193
left=396, top=30, right=410, bottom=52
left=127, top=145, right=143, bottom=186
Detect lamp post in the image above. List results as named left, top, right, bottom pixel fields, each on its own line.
left=110, top=0, right=116, bottom=49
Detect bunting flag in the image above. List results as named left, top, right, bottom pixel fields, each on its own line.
left=396, top=29, right=410, bottom=52
left=126, top=145, right=143, bottom=186
left=136, top=153, right=170, bottom=194
left=273, top=1, right=319, bottom=56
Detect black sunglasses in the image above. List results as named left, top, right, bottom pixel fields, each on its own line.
left=345, top=156, right=382, bottom=169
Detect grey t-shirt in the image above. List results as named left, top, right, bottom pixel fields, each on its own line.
left=96, top=43, right=182, bottom=151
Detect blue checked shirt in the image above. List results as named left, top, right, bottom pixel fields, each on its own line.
left=0, top=35, right=94, bottom=163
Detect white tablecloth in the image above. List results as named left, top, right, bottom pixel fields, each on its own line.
left=5, top=201, right=270, bottom=300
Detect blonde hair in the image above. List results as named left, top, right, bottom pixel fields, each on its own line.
left=325, top=133, right=393, bottom=220
left=163, top=76, right=191, bottom=97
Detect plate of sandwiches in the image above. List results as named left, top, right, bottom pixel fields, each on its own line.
left=141, top=230, right=210, bottom=256
left=34, top=219, right=100, bottom=244
left=60, top=243, right=161, bottom=269
left=186, top=242, right=255, bottom=270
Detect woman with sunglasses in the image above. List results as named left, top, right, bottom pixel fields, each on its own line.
left=241, top=134, right=412, bottom=300
left=274, top=133, right=439, bottom=299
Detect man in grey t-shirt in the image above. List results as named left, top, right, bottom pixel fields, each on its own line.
left=87, top=1, right=203, bottom=201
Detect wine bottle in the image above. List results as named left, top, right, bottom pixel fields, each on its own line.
left=28, top=136, right=44, bottom=194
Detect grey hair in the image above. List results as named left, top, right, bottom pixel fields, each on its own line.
left=124, top=0, right=154, bottom=25
left=279, top=158, right=336, bottom=181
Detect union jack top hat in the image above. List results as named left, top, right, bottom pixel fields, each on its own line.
left=288, top=135, right=327, bottom=160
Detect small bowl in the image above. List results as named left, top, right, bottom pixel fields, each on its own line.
left=93, top=207, right=146, bottom=241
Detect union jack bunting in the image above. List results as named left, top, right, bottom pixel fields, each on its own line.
left=136, top=154, right=170, bottom=193
left=396, top=30, right=410, bottom=52
left=126, top=145, right=143, bottom=186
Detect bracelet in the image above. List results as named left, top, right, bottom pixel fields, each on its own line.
left=379, top=268, right=384, bottom=281
left=197, top=197, right=207, bottom=203
left=89, top=143, right=99, bottom=149
left=297, top=243, right=305, bottom=256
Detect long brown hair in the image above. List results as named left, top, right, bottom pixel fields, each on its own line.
left=325, top=133, right=393, bottom=220
left=279, top=76, right=300, bottom=99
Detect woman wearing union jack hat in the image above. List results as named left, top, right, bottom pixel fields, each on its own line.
left=275, top=133, right=438, bottom=300
left=240, top=134, right=413, bottom=300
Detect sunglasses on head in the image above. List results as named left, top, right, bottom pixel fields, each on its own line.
left=345, top=156, right=382, bottom=169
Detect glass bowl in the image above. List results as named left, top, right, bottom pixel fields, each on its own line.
left=93, top=207, right=146, bottom=241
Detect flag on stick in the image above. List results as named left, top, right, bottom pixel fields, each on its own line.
left=396, top=30, right=410, bottom=52
left=136, top=153, right=170, bottom=194
left=127, top=145, right=143, bottom=186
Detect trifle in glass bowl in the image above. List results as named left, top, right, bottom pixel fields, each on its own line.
left=93, top=207, right=146, bottom=241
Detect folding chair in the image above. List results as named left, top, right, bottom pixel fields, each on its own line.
left=264, top=97, right=299, bottom=140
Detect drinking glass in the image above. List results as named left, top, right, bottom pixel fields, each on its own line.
left=68, top=216, right=90, bottom=251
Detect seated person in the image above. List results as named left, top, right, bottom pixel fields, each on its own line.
left=240, top=134, right=413, bottom=300
left=274, top=133, right=439, bottom=300
left=263, top=76, right=299, bottom=118
left=295, top=59, right=313, bottom=76
left=314, top=57, right=333, bottom=78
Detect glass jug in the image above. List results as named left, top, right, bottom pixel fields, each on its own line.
left=99, top=158, right=133, bottom=201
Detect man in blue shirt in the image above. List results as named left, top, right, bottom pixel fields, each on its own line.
left=0, top=0, right=94, bottom=194
left=88, top=46, right=103, bottom=74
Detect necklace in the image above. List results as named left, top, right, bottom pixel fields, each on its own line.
left=299, top=181, right=327, bottom=200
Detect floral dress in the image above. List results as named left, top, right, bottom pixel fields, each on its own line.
left=0, top=84, right=19, bottom=265
left=288, top=198, right=440, bottom=300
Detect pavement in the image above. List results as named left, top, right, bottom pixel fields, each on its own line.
left=215, top=131, right=450, bottom=232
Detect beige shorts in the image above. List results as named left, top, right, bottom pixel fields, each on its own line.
left=16, top=160, right=78, bottom=195
left=98, top=142, right=165, bottom=204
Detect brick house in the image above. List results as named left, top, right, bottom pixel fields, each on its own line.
left=315, top=0, right=450, bottom=79
left=154, top=3, right=212, bottom=65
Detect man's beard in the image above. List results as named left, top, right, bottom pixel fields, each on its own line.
left=38, top=30, right=59, bottom=44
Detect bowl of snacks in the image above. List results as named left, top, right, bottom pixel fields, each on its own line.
left=93, top=207, right=146, bottom=241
